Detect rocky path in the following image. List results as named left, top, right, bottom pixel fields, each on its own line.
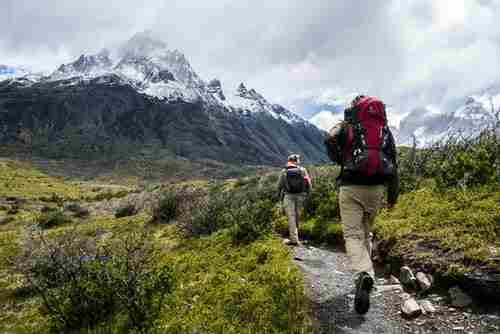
left=292, top=244, right=500, bottom=334
left=293, top=244, right=402, bottom=333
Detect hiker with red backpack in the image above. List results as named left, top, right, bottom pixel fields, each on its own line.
left=325, top=95, right=399, bottom=315
left=277, top=154, right=312, bottom=246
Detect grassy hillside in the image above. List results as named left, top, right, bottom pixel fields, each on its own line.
left=0, top=160, right=312, bottom=333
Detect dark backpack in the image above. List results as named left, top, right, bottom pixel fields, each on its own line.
left=342, top=97, right=396, bottom=179
left=285, top=166, right=306, bottom=194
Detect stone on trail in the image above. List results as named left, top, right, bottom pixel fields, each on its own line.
left=449, top=286, right=473, bottom=308
left=400, top=266, right=417, bottom=287
left=419, top=299, right=437, bottom=313
left=401, top=295, right=422, bottom=318
left=416, top=272, right=432, bottom=291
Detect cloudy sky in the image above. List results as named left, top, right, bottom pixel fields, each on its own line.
left=1, top=0, right=499, bottom=120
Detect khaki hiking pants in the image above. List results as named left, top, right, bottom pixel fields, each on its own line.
left=283, top=193, right=305, bottom=243
left=339, top=184, right=385, bottom=281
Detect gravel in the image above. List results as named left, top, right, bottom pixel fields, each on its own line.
left=292, top=244, right=500, bottom=334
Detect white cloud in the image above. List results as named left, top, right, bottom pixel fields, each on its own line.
left=1, top=0, right=499, bottom=118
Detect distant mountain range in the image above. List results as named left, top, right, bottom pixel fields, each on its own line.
left=0, top=32, right=327, bottom=165
left=307, top=93, right=499, bottom=146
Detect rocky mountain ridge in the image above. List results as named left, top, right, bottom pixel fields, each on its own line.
left=0, top=32, right=327, bottom=165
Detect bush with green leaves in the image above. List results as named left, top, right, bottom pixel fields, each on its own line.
left=227, top=191, right=275, bottom=245
left=14, top=227, right=175, bottom=332
left=395, top=129, right=499, bottom=191
left=302, top=167, right=339, bottom=221
left=178, top=185, right=230, bottom=236
left=37, top=210, right=71, bottom=229
left=424, top=130, right=499, bottom=189
left=115, top=204, right=138, bottom=218
left=152, top=187, right=204, bottom=224
left=65, top=202, right=90, bottom=218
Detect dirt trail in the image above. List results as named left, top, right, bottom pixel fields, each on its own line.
left=293, top=244, right=500, bottom=334
left=293, top=245, right=402, bottom=334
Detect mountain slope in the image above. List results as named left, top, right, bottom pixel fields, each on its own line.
left=0, top=33, right=327, bottom=165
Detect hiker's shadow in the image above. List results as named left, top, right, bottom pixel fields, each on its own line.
left=314, top=292, right=367, bottom=334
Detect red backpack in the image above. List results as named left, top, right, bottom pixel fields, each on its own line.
left=342, top=96, right=396, bottom=179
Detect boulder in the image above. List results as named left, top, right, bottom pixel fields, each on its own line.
left=401, top=296, right=422, bottom=318
left=419, top=299, right=437, bottom=313
left=449, top=286, right=473, bottom=308
left=416, top=272, right=432, bottom=291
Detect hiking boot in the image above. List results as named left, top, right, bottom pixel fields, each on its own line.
left=354, top=272, right=374, bottom=315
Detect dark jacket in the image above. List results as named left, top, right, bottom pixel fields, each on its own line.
left=277, top=162, right=312, bottom=196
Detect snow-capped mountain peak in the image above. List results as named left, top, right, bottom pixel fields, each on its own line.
left=397, top=92, right=499, bottom=146
left=45, top=33, right=206, bottom=102
left=2, top=32, right=310, bottom=128
left=222, top=83, right=304, bottom=124
left=51, top=50, right=113, bottom=80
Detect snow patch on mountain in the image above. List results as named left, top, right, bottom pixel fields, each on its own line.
left=223, top=83, right=304, bottom=124
left=398, top=93, right=499, bottom=146
left=36, top=32, right=308, bottom=125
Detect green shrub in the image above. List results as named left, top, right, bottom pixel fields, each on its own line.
left=115, top=204, right=138, bottom=218
left=158, top=233, right=312, bottom=333
left=39, top=193, right=65, bottom=205
left=37, top=211, right=70, bottom=229
left=421, top=129, right=499, bottom=189
left=303, top=169, right=339, bottom=221
left=152, top=187, right=204, bottom=224
left=397, top=145, right=424, bottom=193
left=228, top=192, right=275, bottom=245
left=65, top=202, right=90, bottom=218
left=178, top=188, right=230, bottom=237
left=152, top=192, right=181, bottom=224
left=14, top=228, right=175, bottom=331
left=40, top=205, right=57, bottom=213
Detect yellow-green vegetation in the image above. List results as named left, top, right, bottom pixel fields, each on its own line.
left=373, top=129, right=500, bottom=279
left=0, top=159, right=135, bottom=201
left=0, top=159, right=312, bottom=333
left=0, top=159, right=87, bottom=200
left=375, top=185, right=500, bottom=271
left=157, top=230, right=311, bottom=333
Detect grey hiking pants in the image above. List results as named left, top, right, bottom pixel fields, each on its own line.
left=283, top=193, right=305, bottom=243
left=339, top=184, right=385, bottom=281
